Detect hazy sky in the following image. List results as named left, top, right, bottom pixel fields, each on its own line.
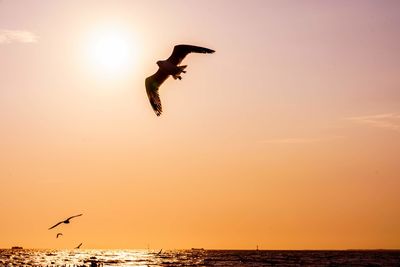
left=1, top=0, right=400, bottom=249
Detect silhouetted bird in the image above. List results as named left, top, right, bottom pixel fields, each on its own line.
left=48, top=214, right=83, bottom=230
left=145, top=44, right=215, bottom=116
left=75, top=242, right=83, bottom=249
left=56, top=233, right=63, bottom=238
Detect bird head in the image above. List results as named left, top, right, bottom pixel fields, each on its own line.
left=156, top=60, right=162, bottom=67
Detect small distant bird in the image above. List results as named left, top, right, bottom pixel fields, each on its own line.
left=48, top=214, right=83, bottom=230
left=145, top=44, right=215, bottom=116
left=56, top=233, right=63, bottom=238
left=156, top=249, right=163, bottom=255
left=75, top=243, right=83, bottom=249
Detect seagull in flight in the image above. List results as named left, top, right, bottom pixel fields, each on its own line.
left=75, top=243, right=83, bottom=249
left=145, top=44, right=215, bottom=116
left=48, top=214, right=83, bottom=230
left=56, top=233, right=63, bottom=238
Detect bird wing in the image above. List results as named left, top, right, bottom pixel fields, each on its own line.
left=48, top=221, right=63, bottom=230
left=167, top=45, right=215, bottom=65
left=145, top=69, right=169, bottom=116
left=66, top=214, right=83, bottom=221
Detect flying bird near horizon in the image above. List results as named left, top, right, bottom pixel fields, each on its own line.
left=75, top=243, right=83, bottom=249
left=48, top=214, right=83, bottom=230
left=145, top=44, right=215, bottom=116
left=56, top=233, right=63, bottom=238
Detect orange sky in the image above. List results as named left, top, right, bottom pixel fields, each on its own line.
left=1, top=0, right=400, bottom=249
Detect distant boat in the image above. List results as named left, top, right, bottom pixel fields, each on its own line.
left=191, top=248, right=205, bottom=251
left=11, top=246, right=23, bottom=249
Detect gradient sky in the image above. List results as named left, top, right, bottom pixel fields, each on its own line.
left=1, top=0, right=400, bottom=249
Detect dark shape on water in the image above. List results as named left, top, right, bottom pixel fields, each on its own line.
left=156, top=249, right=163, bottom=255
left=75, top=243, right=83, bottom=249
left=191, top=248, right=205, bottom=251
left=56, top=233, right=63, bottom=238
left=11, top=246, right=23, bottom=249
left=145, top=44, right=215, bottom=116
left=89, top=260, right=103, bottom=267
left=48, top=214, right=83, bottom=230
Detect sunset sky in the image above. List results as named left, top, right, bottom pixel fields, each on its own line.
left=1, top=0, right=399, bottom=250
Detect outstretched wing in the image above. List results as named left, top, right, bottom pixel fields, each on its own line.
left=167, top=45, right=215, bottom=65
left=66, top=214, right=83, bottom=221
left=145, top=69, right=169, bottom=116
left=48, top=221, right=63, bottom=230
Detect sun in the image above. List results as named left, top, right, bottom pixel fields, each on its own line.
left=86, top=27, right=136, bottom=77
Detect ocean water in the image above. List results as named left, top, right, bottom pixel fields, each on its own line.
left=0, top=249, right=400, bottom=266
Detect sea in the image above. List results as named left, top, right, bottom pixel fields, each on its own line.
left=1, top=249, right=400, bottom=266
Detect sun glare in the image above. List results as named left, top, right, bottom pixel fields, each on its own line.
left=86, top=27, right=137, bottom=77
